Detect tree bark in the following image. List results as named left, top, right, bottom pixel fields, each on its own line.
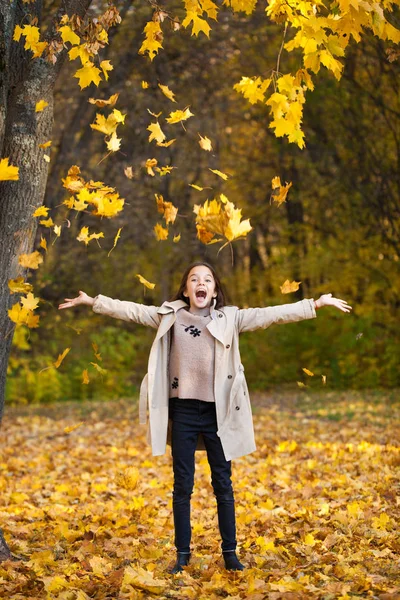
left=0, top=0, right=93, bottom=560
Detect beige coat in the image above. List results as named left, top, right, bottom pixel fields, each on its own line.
left=92, top=295, right=316, bottom=461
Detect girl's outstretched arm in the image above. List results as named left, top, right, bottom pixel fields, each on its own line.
left=314, top=293, right=352, bottom=312
left=58, top=291, right=161, bottom=328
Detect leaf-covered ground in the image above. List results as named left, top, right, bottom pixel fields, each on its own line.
left=1, top=390, right=399, bottom=599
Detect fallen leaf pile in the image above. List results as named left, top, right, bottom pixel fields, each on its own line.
left=0, top=390, right=399, bottom=599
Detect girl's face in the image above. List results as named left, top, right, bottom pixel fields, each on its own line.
left=184, top=265, right=216, bottom=313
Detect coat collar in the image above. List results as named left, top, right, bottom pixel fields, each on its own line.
left=157, top=298, right=220, bottom=320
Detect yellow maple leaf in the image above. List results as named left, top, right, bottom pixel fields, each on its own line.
left=280, top=279, right=301, bottom=294
left=147, top=121, right=166, bottom=143
left=198, top=133, right=212, bottom=151
left=106, top=132, right=121, bottom=152
left=8, top=303, right=30, bottom=327
left=77, top=226, right=104, bottom=245
left=302, top=368, right=314, bottom=377
left=74, top=62, right=102, bottom=89
left=145, top=158, right=158, bottom=176
left=158, top=83, right=176, bottom=102
left=156, top=138, right=176, bottom=147
left=194, top=195, right=251, bottom=247
left=54, top=348, right=70, bottom=369
left=20, top=292, right=40, bottom=311
left=35, top=100, right=49, bottom=112
left=53, top=224, right=61, bottom=238
left=64, top=422, right=84, bottom=433
left=155, top=193, right=178, bottom=224
left=40, top=236, right=47, bottom=251
left=136, top=274, right=156, bottom=289
left=108, top=227, right=122, bottom=257
left=154, top=166, right=175, bottom=176
left=68, top=44, right=90, bottom=65
left=39, top=140, right=52, bottom=148
left=122, top=565, right=165, bottom=594
left=90, top=362, right=107, bottom=375
left=271, top=177, right=293, bottom=206
left=33, top=206, right=49, bottom=218
left=182, top=11, right=211, bottom=37
left=234, top=76, right=271, bottom=104
left=82, top=369, right=90, bottom=384
left=173, top=233, right=181, bottom=243
left=59, top=25, right=80, bottom=45
left=165, top=107, right=194, bottom=124
left=0, top=157, right=19, bottom=181
left=100, top=60, right=113, bottom=81
left=154, top=223, right=169, bottom=241
left=8, top=277, right=33, bottom=294
left=88, top=93, right=119, bottom=108
left=39, top=217, right=54, bottom=227
left=138, top=21, right=163, bottom=61
left=142, top=80, right=149, bottom=89
left=304, top=533, right=316, bottom=546
left=18, top=251, right=43, bottom=269
left=209, top=168, right=229, bottom=180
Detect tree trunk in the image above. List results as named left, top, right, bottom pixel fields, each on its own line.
left=0, top=0, right=93, bottom=560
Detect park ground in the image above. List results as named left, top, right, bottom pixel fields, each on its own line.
left=0, top=389, right=399, bottom=599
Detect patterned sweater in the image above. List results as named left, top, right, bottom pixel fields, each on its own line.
left=169, top=307, right=215, bottom=402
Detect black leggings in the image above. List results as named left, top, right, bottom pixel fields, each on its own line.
left=169, top=397, right=237, bottom=554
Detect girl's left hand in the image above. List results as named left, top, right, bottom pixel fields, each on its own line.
left=315, top=293, right=352, bottom=313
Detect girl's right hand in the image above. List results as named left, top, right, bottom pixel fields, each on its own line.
left=58, top=291, right=95, bottom=310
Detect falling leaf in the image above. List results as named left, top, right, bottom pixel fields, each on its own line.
left=108, top=227, right=122, bottom=257
left=145, top=158, right=158, bottom=176
left=280, top=279, right=301, bottom=294
left=198, top=133, right=212, bottom=151
left=147, top=109, right=163, bottom=118
left=155, top=194, right=178, bottom=224
left=158, top=83, right=177, bottom=102
left=39, top=140, right=52, bottom=148
left=322, top=374, right=327, bottom=385
left=74, top=62, right=102, bottom=89
left=20, top=292, right=40, bottom=311
left=156, top=138, right=176, bottom=147
left=53, top=225, right=62, bottom=238
left=100, top=60, right=113, bottom=81
left=165, top=107, right=194, bottom=124
left=8, top=277, right=33, bottom=294
left=64, top=422, right=84, bottom=433
left=90, top=362, right=107, bottom=375
left=40, top=236, right=47, bottom=251
left=124, top=167, right=134, bottom=179
left=142, top=81, right=149, bottom=89
left=193, top=195, right=252, bottom=246
left=173, top=234, right=181, bottom=243
left=88, top=93, right=119, bottom=108
left=189, top=183, right=212, bottom=191
left=77, top=226, right=105, bottom=246
left=209, top=168, right=228, bottom=180
left=54, top=348, right=71, bottom=369
left=43, top=154, right=50, bottom=163
left=271, top=176, right=293, bottom=206
left=0, top=157, right=19, bottom=181
left=303, top=368, right=314, bottom=376
left=33, top=206, right=49, bottom=218
left=82, top=369, right=90, bottom=384
left=147, top=121, right=166, bottom=143
left=106, top=132, right=121, bottom=152
left=297, top=381, right=307, bottom=388
left=18, top=251, right=43, bottom=269
left=136, top=274, right=156, bottom=290
left=155, top=165, right=175, bottom=176
left=35, top=100, right=49, bottom=112
left=154, top=223, right=169, bottom=241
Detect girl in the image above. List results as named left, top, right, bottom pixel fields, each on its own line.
left=58, top=261, right=352, bottom=574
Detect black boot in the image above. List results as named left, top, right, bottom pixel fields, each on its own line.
left=169, top=552, right=191, bottom=574
left=223, top=550, right=245, bottom=571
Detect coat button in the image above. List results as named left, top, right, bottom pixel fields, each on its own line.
left=218, top=314, right=223, bottom=318
left=235, top=406, right=240, bottom=410
left=226, top=344, right=230, bottom=348
left=228, top=375, right=232, bottom=379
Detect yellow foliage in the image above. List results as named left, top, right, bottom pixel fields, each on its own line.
left=136, top=274, right=156, bottom=290
left=0, top=157, right=19, bottom=181
left=138, top=21, right=163, bottom=61
left=280, top=279, right=301, bottom=293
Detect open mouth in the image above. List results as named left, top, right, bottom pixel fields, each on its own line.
left=195, top=290, right=207, bottom=300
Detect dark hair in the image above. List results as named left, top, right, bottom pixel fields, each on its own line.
left=170, top=261, right=227, bottom=309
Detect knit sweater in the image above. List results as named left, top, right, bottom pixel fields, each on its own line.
left=169, top=307, right=215, bottom=402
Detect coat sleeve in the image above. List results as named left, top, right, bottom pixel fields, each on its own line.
left=236, top=298, right=317, bottom=333
left=92, top=294, right=161, bottom=329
